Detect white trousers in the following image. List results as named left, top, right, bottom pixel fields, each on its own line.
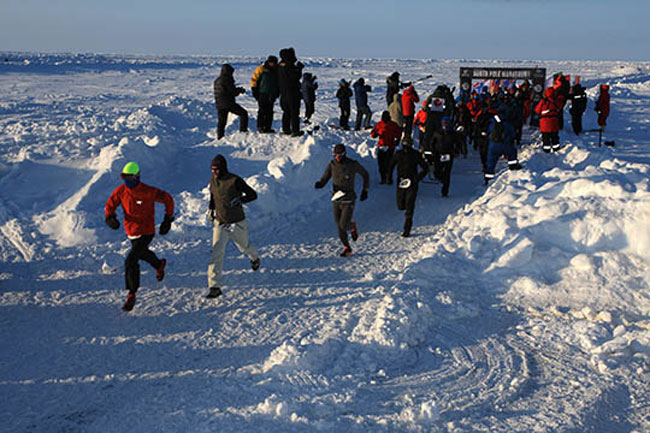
left=207, top=219, right=259, bottom=288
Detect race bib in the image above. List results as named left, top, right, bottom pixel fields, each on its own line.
left=398, top=178, right=412, bottom=189
left=429, top=97, right=445, bottom=112
left=440, top=154, right=451, bottom=162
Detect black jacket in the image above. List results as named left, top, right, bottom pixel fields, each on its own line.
left=317, top=157, right=369, bottom=201
left=208, top=155, right=257, bottom=224
left=278, top=48, right=303, bottom=99
left=569, top=85, right=587, bottom=115
left=214, top=64, right=243, bottom=110
left=426, top=130, right=458, bottom=155
left=388, top=146, right=429, bottom=185
left=386, top=73, right=401, bottom=105
left=336, top=85, right=353, bottom=108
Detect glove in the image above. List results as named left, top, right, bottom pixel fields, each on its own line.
left=105, top=214, right=120, bottom=230
left=360, top=189, right=368, bottom=201
left=229, top=196, right=242, bottom=208
left=314, top=181, right=324, bottom=189
left=159, top=214, right=174, bottom=235
left=296, top=61, right=304, bottom=70
left=251, top=87, right=259, bottom=100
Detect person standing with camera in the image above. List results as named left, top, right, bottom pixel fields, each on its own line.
left=214, top=63, right=248, bottom=140
left=278, top=47, right=304, bottom=136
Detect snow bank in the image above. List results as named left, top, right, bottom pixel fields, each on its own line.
left=405, top=140, right=650, bottom=374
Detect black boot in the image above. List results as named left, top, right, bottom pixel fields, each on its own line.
left=206, top=287, right=222, bottom=299
left=402, top=217, right=412, bottom=238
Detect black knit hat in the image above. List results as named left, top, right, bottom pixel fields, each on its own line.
left=267, top=55, right=278, bottom=64
left=332, top=143, right=346, bottom=156
left=211, top=154, right=228, bottom=172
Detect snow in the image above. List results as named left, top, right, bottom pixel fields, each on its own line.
left=1, top=52, right=650, bottom=432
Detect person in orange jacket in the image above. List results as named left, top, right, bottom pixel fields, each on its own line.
left=370, top=111, right=402, bottom=184
left=401, top=85, right=420, bottom=144
left=534, top=88, right=562, bottom=153
left=595, top=84, right=611, bottom=131
left=105, top=161, right=175, bottom=311
left=413, top=101, right=428, bottom=149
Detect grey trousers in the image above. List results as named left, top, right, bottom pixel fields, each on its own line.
left=207, top=219, right=259, bottom=288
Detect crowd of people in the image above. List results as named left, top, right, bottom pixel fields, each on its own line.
left=105, top=57, right=613, bottom=311
left=215, top=47, right=318, bottom=138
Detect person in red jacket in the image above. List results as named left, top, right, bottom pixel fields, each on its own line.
left=466, top=92, right=482, bottom=148
left=370, top=111, right=402, bottom=184
left=105, top=162, right=175, bottom=311
left=517, top=80, right=532, bottom=122
left=595, top=84, right=611, bottom=131
left=401, top=85, right=419, bottom=144
left=413, top=101, right=428, bottom=149
left=535, top=87, right=561, bottom=153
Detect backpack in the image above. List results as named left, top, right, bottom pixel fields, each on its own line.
left=490, top=120, right=505, bottom=143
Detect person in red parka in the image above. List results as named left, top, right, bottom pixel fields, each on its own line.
left=370, top=111, right=402, bottom=184
left=105, top=161, right=175, bottom=311
left=401, top=85, right=419, bottom=144
left=553, top=74, right=570, bottom=130
left=595, top=84, right=611, bottom=131
left=535, top=87, right=562, bottom=153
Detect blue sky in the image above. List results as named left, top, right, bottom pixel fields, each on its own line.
left=2, top=0, right=648, bottom=60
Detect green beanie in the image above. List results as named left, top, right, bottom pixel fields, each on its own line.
left=122, top=162, right=140, bottom=175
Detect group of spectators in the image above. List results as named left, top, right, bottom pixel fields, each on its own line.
left=214, top=56, right=612, bottom=194
left=214, top=47, right=318, bottom=139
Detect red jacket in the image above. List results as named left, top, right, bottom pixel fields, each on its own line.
left=371, top=120, right=401, bottom=149
left=401, top=86, right=419, bottom=117
left=535, top=88, right=561, bottom=133
left=105, top=182, right=174, bottom=237
left=466, top=99, right=481, bottom=119
left=414, top=109, right=428, bottom=132
left=596, top=85, right=610, bottom=126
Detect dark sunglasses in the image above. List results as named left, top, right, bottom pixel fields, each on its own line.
left=120, top=173, right=139, bottom=180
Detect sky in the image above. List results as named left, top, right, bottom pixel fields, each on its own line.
left=2, top=0, right=649, bottom=61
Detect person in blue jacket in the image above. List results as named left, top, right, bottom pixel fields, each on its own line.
left=353, top=78, right=372, bottom=130
left=484, top=113, right=522, bottom=185
left=301, top=72, right=318, bottom=124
